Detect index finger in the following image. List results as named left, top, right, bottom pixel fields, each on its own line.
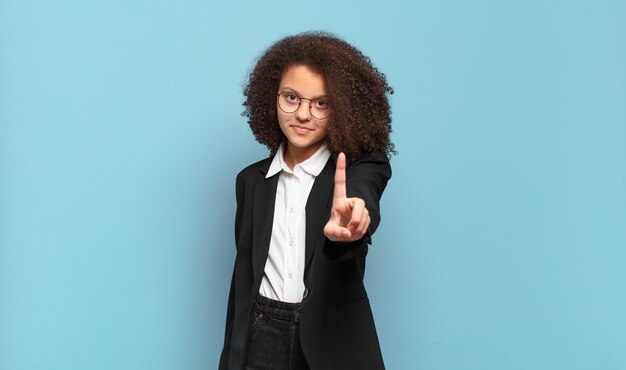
left=333, top=152, right=347, bottom=200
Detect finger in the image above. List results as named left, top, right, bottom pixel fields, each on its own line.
left=347, top=198, right=365, bottom=233
left=324, top=222, right=352, bottom=241
left=333, top=152, right=347, bottom=201
left=353, top=211, right=370, bottom=240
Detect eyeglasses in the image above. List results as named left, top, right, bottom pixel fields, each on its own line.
left=277, top=91, right=330, bottom=120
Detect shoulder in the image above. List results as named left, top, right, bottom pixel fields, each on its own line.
left=236, top=156, right=274, bottom=183
left=347, top=151, right=392, bottom=178
left=349, top=151, right=390, bottom=165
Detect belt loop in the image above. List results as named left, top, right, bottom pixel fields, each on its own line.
left=264, top=296, right=270, bottom=314
left=295, top=304, right=301, bottom=323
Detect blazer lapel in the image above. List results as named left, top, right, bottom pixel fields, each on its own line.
left=251, top=167, right=279, bottom=285
left=304, top=159, right=335, bottom=277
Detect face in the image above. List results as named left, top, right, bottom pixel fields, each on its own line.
left=277, top=64, right=330, bottom=160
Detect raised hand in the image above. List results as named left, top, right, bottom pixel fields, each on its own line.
left=324, top=152, right=371, bottom=242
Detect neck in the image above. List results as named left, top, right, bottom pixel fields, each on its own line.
left=284, top=142, right=322, bottom=170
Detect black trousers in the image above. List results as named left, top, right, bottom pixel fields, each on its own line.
left=244, top=295, right=310, bottom=370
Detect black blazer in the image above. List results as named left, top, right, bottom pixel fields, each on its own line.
left=219, top=151, right=391, bottom=370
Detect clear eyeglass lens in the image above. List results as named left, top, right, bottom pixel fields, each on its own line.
left=311, top=101, right=329, bottom=119
left=279, top=93, right=300, bottom=112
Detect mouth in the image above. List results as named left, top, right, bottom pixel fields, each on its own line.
left=291, top=125, right=313, bottom=135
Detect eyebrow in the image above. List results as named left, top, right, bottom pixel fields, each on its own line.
left=280, top=87, right=328, bottom=100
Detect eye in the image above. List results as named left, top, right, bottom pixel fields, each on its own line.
left=285, top=93, right=299, bottom=102
left=314, top=99, right=328, bottom=109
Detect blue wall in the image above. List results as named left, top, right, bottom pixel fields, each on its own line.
left=1, top=1, right=625, bottom=369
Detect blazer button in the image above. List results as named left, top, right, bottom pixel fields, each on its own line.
left=303, top=288, right=310, bottom=300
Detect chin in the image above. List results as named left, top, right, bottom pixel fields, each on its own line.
left=290, top=138, right=321, bottom=149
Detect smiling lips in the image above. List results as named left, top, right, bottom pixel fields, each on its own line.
left=292, top=125, right=313, bottom=135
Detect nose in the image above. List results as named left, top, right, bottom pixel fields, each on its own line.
left=295, top=100, right=312, bottom=121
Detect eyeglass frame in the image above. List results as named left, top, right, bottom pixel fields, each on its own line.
left=276, top=91, right=331, bottom=120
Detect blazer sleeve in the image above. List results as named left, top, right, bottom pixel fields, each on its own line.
left=323, top=151, right=392, bottom=261
left=218, top=267, right=235, bottom=370
left=219, top=171, right=245, bottom=370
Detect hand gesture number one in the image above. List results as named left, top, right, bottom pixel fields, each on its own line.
left=324, top=153, right=371, bottom=242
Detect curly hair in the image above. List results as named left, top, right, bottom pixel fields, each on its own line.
left=243, top=31, right=396, bottom=160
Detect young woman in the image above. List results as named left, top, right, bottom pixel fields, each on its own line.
left=219, top=32, right=395, bottom=370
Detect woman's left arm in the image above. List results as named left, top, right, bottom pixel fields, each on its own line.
left=323, top=151, right=392, bottom=261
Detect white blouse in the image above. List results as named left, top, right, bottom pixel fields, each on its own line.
left=259, top=142, right=331, bottom=303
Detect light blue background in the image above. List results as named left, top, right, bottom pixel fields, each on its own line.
left=1, top=1, right=625, bottom=369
